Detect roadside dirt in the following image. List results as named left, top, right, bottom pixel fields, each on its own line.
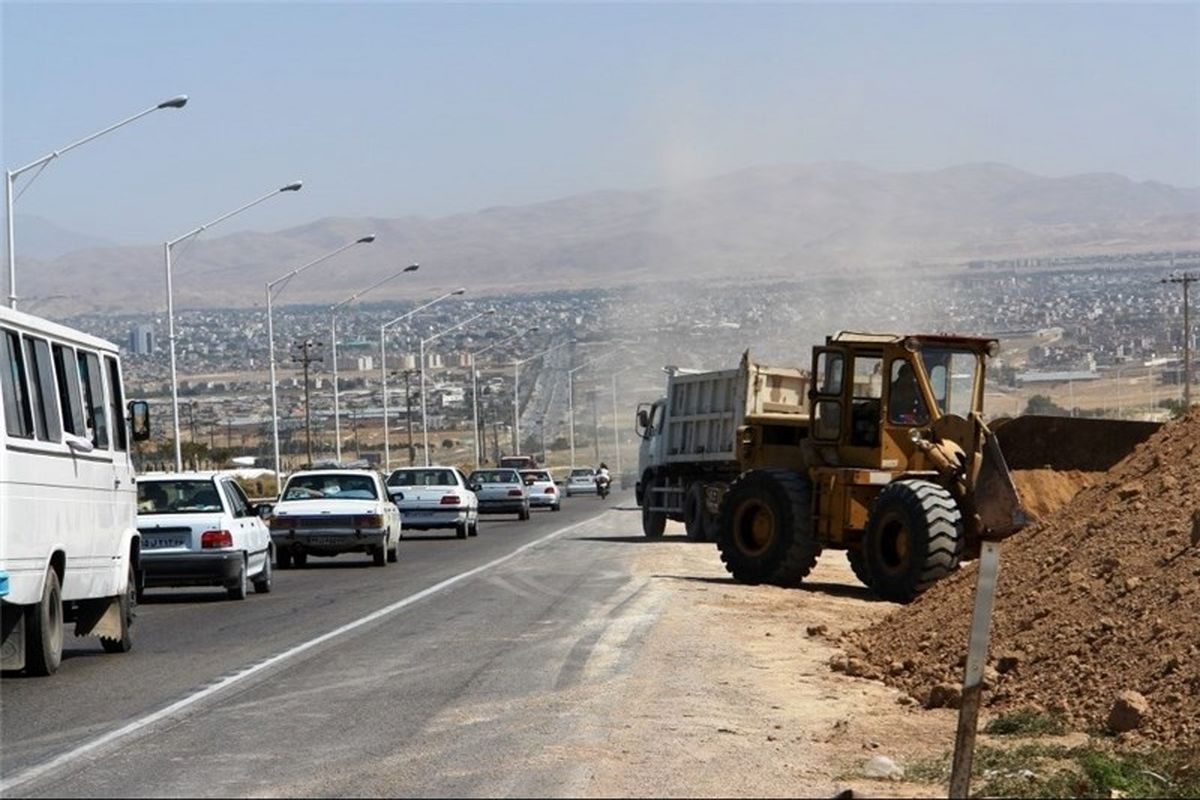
left=851, top=411, right=1200, bottom=748
left=576, top=517, right=956, bottom=798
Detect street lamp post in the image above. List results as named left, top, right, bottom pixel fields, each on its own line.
left=165, top=180, right=303, bottom=471
left=567, top=347, right=627, bottom=469
left=512, top=340, right=574, bottom=459
left=329, top=263, right=419, bottom=462
left=468, top=326, right=539, bottom=468
left=6, top=94, right=188, bottom=310
left=420, top=310, right=496, bottom=466
left=379, top=288, right=466, bottom=473
left=266, top=235, right=375, bottom=482
left=610, top=365, right=639, bottom=483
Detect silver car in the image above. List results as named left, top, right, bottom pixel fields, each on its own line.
left=467, top=468, right=530, bottom=521
left=565, top=468, right=597, bottom=497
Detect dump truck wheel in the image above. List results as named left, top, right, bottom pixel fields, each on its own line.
left=642, top=492, right=666, bottom=538
left=847, top=549, right=871, bottom=589
left=683, top=484, right=707, bottom=541
left=717, top=469, right=819, bottom=586
left=864, top=479, right=962, bottom=603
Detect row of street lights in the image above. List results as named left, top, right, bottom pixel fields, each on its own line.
left=3, top=93, right=639, bottom=478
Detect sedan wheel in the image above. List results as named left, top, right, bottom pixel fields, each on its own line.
left=227, top=556, right=248, bottom=601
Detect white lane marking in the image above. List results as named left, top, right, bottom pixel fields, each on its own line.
left=1, top=513, right=607, bottom=794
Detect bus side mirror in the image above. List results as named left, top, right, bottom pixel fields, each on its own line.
left=128, top=400, right=151, bottom=442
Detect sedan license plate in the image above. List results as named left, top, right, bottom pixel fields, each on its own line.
left=307, top=536, right=346, bottom=546
left=143, top=535, right=186, bottom=549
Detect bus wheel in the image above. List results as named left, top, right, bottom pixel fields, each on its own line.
left=26, top=567, right=65, bottom=675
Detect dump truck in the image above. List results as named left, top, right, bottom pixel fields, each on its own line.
left=637, top=332, right=1034, bottom=603
left=634, top=354, right=811, bottom=542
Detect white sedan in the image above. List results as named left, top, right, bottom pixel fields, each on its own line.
left=136, top=472, right=273, bottom=600
left=521, top=469, right=561, bottom=511
left=269, top=470, right=401, bottom=567
left=386, top=466, right=479, bottom=538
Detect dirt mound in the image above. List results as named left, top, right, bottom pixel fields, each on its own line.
left=1010, top=469, right=1098, bottom=520
left=848, top=413, right=1200, bottom=747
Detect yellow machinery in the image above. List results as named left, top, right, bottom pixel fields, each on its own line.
left=713, top=331, right=1028, bottom=603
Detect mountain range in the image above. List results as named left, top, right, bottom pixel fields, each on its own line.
left=14, top=162, right=1200, bottom=314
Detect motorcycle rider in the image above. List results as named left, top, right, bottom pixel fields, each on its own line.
left=595, top=462, right=611, bottom=497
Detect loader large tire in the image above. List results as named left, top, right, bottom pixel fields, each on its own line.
left=863, top=479, right=963, bottom=603
left=846, top=549, right=871, bottom=589
left=716, top=469, right=819, bottom=587
left=683, top=484, right=707, bottom=542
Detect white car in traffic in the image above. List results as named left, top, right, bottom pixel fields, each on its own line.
left=520, top=469, right=561, bottom=511
left=136, top=472, right=273, bottom=600
left=269, top=469, right=400, bottom=567
left=565, top=468, right=597, bottom=497
left=386, top=466, right=479, bottom=538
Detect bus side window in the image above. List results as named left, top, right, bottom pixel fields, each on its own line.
left=1, top=328, right=34, bottom=438
left=24, top=336, right=63, bottom=442
left=104, top=355, right=128, bottom=452
left=77, top=350, right=110, bottom=449
left=53, top=343, right=86, bottom=436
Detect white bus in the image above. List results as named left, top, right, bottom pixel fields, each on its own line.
left=0, top=305, right=150, bottom=675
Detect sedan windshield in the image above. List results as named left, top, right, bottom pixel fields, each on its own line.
left=389, top=469, right=456, bottom=487
left=283, top=474, right=378, bottom=500
left=522, top=471, right=552, bottom=483
left=137, top=480, right=223, bottom=514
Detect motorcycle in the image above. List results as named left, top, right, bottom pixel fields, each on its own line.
left=595, top=474, right=611, bottom=500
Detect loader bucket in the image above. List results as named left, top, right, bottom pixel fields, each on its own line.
left=974, top=426, right=1030, bottom=540
left=990, top=416, right=1163, bottom=472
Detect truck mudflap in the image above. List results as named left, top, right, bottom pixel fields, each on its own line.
left=974, top=430, right=1029, bottom=540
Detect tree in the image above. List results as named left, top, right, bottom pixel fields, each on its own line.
left=1023, top=394, right=1069, bottom=417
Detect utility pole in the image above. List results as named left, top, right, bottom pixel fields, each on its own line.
left=589, top=388, right=601, bottom=465
left=350, top=407, right=360, bottom=461
left=292, top=338, right=324, bottom=467
left=402, top=369, right=416, bottom=466
left=1162, top=272, right=1197, bottom=410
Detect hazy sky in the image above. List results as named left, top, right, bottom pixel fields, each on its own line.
left=3, top=2, right=1198, bottom=244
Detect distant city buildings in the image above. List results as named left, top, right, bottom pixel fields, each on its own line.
left=128, top=324, right=155, bottom=354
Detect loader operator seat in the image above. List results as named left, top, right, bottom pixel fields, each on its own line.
left=850, top=399, right=881, bottom=447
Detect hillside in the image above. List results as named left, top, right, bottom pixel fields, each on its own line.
left=17, top=162, right=1200, bottom=313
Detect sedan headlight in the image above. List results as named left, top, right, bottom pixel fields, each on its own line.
left=353, top=514, right=384, bottom=528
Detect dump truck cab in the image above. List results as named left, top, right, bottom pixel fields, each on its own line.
left=715, top=330, right=1026, bottom=603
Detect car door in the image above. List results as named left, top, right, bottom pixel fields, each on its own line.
left=456, top=468, right=478, bottom=518
left=377, top=474, right=400, bottom=539
left=220, top=479, right=263, bottom=576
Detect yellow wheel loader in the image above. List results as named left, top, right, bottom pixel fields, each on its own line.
left=713, top=331, right=1030, bottom=603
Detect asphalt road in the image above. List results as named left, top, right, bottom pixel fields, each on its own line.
left=1, top=492, right=655, bottom=797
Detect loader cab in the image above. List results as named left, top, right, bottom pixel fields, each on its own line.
left=808, top=333, right=991, bottom=472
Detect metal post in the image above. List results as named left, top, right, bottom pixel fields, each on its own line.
left=405, top=370, right=415, bottom=465
left=381, top=325, right=390, bottom=472
left=420, top=338, right=429, bottom=465
left=1186, top=276, right=1193, bottom=409
left=332, top=312, right=341, bottom=463
left=266, top=283, right=282, bottom=484
left=569, top=370, right=576, bottom=469
left=513, top=361, right=520, bottom=455
left=472, top=355, right=481, bottom=468
left=5, top=170, right=15, bottom=309
left=949, top=540, right=1002, bottom=798
left=165, top=242, right=184, bottom=471
left=590, top=388, right=600, bottom=465
left=612, top=372, right=621, bottom=480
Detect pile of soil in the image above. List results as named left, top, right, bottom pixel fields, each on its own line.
left=1010, top=468, right=1097, bottom=520
left=847, top=412, right=1200, bottom=747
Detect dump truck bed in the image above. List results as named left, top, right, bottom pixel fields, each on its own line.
left=661, top=354, right=809, bottom=465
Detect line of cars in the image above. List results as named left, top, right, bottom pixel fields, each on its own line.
left=131, top=463, right=587, bottom=601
